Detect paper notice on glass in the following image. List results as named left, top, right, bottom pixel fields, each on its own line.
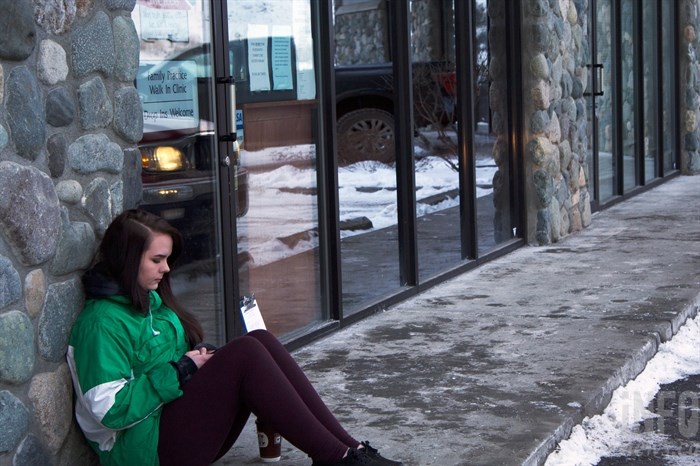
left=137, top=59, right=199, bottom=132
left=247, top=24, right=271, bottom=92
left=240, top=295, right=267, bottom=332
left=296, top=67, right=316, bottom=100
left=293, top=0, right=316, bottom=100
left=271, top=26, right=293, bottom=90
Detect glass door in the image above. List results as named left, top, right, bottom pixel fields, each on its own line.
left=133, top=0, right=327, bottom=343
left=227, top=0, right=325, bottom=338
left=132, top=0, right=230, bottom=345
left=587, top=0, right=616, bottom=204
left=588, top=0, right=671, bottom=206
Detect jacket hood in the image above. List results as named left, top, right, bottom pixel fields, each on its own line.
left=82, top=263, right=125, bottom=299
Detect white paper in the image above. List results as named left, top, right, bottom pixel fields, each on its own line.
left=138, top=5, right=190, bottom=42
left=271, top=26, right=293, bottom=90
left=248, top=24, right=271, bottom=92
left=241, top=297, right=267, bottom=332
left=293, top=0, right=316, bottom=100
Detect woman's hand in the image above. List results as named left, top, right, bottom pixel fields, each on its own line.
left=184, top=347, right=214, bottom=368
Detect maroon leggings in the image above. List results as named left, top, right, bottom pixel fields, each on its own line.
left=158, top=329, right=359, bottom=466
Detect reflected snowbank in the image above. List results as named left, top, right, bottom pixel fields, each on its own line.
left=239, top=144, right=497, bottom=267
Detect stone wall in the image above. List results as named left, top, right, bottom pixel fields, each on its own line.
left=333, top=0, right=444, bottom=66
left=0, top=0, right=141, bottom=465
left=410, top=0, right=445, bottom=63
left=682, top=0, right=700, bottom=174
left=521, top=0, right=592, bottom=244
left=334, top=1, right=390, bottom=65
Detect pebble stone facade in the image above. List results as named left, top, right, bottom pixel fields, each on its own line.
left=0, top=0, right=140, bottom=465
left=0, top=1, right=698, bottom=465
left=522, top=0, right=593, bottom=244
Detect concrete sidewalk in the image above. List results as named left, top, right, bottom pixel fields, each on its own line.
left=216, top=175, right=700, bottom=466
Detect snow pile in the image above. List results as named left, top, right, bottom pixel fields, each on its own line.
left=545, top=313, right=700, bottom=465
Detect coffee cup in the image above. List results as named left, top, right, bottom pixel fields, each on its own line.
left=256, top=419, right=282, bottom=463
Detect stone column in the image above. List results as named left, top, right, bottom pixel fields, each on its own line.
left=0, top=1, right=142, bottom=465
left=520, top=0, right=592, bottom=245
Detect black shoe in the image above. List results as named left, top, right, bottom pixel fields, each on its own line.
left=360, top=441, right=403, bottom=466
left=314, top=447, right=394, bottom=466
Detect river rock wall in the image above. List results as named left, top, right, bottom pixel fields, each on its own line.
left=0, top=0, right=141, bottom=465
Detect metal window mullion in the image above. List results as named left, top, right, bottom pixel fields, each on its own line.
left=390, top=0, right=418, bottom=287
left=590, top=1, right=601, bottom=208
left=654, top=0, right=664, bottom=178
left=612, top=0, right=624, bottom=196
left=672, top=0, right=681, bottom=173
left=505, top=0, right=525, bottom=238
left=455, top=0, right=477, bottom=259
left=315, top=0, right=343, bottom=322
left=634, top=0, right=644, bottom=185
left=210, top=0, right=242, bottom=340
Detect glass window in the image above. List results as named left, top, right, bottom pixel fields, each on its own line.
left=661, top=1, right=676, bottom=174
left=478, top=0, right=513, bottom=253
left=597, top=0, right=615, bottom=202
left=412, top=0, right=462, bottom=279
left=228, top=0, right=325, bottom=337
left=642, top=0, right=659, bottom=182
left=334, top=1, right=402, bottom=313
left=621, top=0, right=637, bottom=191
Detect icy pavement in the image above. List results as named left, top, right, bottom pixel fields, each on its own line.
left=215, top=176, right=700, bottom=466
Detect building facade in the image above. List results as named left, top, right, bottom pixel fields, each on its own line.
left=0, top=0, right=698, bottom=464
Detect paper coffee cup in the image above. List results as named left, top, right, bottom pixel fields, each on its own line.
left=256, top=419, right=282, bottom=463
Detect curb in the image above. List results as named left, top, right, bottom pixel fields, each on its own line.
left=523, top=293, right=700, bottom=466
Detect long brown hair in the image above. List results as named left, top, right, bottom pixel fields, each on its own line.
left=98, top=209, right=203, bottom=346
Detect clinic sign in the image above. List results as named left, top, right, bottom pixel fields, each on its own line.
left=136, top=60, right=199, bottom=132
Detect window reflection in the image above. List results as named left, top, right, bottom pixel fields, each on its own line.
left=642, top=0, right=659, bottom=183
left=661, top=1, right=676, bottom=174
left=479, top=0, right=512, bottom=252
left=334, top=1, right=401, bottom=312
left=132, top=1, right=227, bottom=345
left=597, top=0, right=615, bottom=202
left=228, top=0, right=324, bottom=337
left=621, top=0, right=637, bottom=191
left=413, top=1, right=462, bottom=280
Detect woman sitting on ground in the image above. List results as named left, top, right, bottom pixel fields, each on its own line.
left=67, top=209, right=403, bottom=466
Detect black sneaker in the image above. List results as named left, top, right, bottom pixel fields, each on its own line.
left=360, top=441, right=403, bottom=466
left=313, top=447, right=391, bottom=466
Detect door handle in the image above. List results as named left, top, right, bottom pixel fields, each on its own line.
left=217, top=76, right=239, bottom=167
left=584, top=64, right=604, bottom=97
left=592, top=64, right=603, bottom=96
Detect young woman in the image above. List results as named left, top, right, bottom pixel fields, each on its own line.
left=67, top=209, right=402, bottom=466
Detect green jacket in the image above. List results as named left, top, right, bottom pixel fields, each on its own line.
left=67, top=289, right=188, bottom=466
